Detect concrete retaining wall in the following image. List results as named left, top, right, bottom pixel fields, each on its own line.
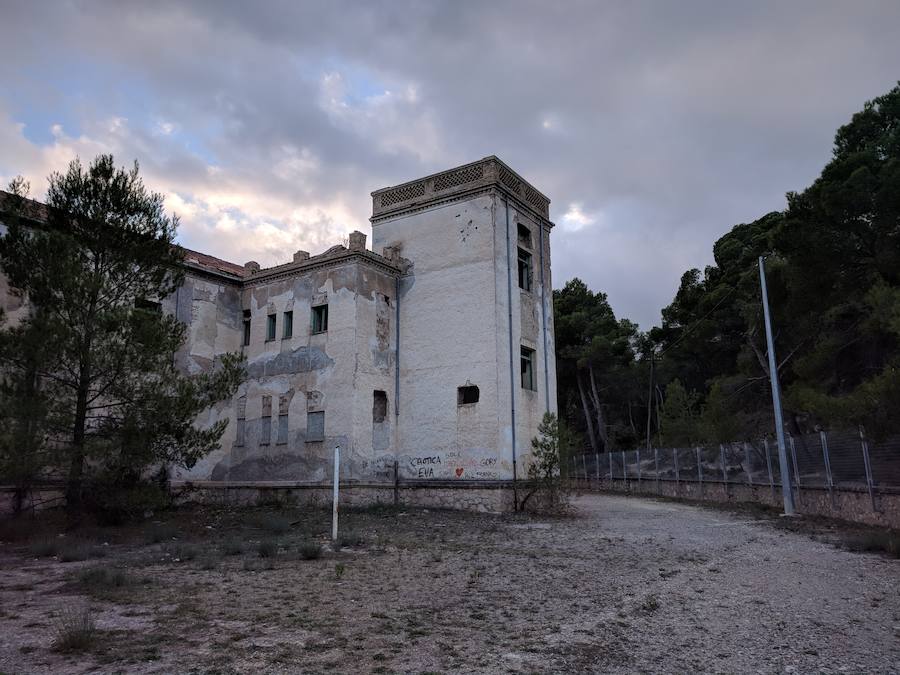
left=584, top=478, right=900, bottom=529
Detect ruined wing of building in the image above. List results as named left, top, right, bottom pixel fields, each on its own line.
left=0, top=156, right=557, bottom=512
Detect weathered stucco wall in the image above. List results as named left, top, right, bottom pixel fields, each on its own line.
left=372, top=193, right=509, bottom=481
left=173, top=256, right=400, bottom=487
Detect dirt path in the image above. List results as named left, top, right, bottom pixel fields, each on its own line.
left=0, top=493, right=898, bottom=673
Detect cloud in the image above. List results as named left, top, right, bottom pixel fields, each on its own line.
left=1, top=0, right=899, bottom=328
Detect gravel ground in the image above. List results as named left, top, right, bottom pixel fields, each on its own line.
left=0, top=493, right=898, bottom=674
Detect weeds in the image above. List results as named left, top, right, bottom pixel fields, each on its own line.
left=257, top=540, right=278, bottom=558
left=198, top=552, right=221, bottom=570
left=221, top=538, right=245, bottom=556
left=843, top=531, right=900, bottom=558
left=59, top=542, right=106, bottom=563
left=334, top=563, right=345, bottom=579
left=145, top=523, right=178, bottom=544
left=298, top=541, right=322, bottom=560
left=164, top=543, right=198, bottom=562
left=335, top=530, right=366, bottom=548
left=29, top=538, right=60, bottom=558
left=250, top=513, right=293, bottom=535
left=52, top=606, right=98, bottom=653
left=640, top=594, right=660, bottom=613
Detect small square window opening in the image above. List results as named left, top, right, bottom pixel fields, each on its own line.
left=457, top=385, right=480, bottom=405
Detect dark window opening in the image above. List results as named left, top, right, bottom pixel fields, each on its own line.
left=517, top=247, right=533, bottom=292
left=311, top=304, right=328, bottom=333
left=266, top=314, right=276, bottom=341
left=135, top=298, right=161, bottom=313
left=373, top=390, right=388, bottom=423
left=242, top=310, right=251, bottom=346
left=283, top=311, right=293, bottom=339
left=517, top=223, right=531, bottom=249
left=520, top=347, right=535, bottom=390
left=457, top=385, right=480, bottom=405
left=306, top=411, right=325, bottom=442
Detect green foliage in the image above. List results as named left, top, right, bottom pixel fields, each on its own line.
left=521, top=413, right=570, bottom=511
left=553, top=82, right=900, bottom=446
left=0, top=154, right=244, bottom=513
left=299, top=541, right=322, bottom=560
left=658, top=380, right=699, bottom=447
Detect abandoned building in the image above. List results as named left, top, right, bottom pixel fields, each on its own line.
left=0, top=156, right=557, bottom=511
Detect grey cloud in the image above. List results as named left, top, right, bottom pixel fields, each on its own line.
left=2, top=0, right=899, bottom=328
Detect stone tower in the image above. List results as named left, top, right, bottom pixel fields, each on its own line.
left=371, top=156, right=557, bottom=490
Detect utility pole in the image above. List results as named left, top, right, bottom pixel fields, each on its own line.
left=758, top=256, right=796, bottom=516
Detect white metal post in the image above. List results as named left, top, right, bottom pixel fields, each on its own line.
left=758, top=256, right=796, bottom=515
left=332, top=445, right=340, bottom=541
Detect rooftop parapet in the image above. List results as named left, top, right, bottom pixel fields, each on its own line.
left=370, top=155, right=551, bottom=223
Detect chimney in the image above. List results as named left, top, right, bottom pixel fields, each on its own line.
left=244, top=261, right=260, bottom=274
left=293, top=250, right=310, bottom=263
left=348, top=230, right=367, bottom=252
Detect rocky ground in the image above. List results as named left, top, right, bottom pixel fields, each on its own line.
left=0, top=493, right=898, bottom=674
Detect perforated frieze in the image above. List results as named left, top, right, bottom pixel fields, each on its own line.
left=499, top=166, right=521, bottom=192
left=380, top=181, right=426, bottom=207
left=433, top=164, right=484, bottom=192
left=523, top=185, right=547, bottom=210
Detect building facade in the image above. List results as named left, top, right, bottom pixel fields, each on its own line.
left=0, top=156, right=557, bottom=511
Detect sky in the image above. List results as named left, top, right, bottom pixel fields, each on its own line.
left=1, top=1, right=899, bottom=329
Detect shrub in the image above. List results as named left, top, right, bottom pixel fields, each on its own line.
left=76, top=566, right=132, bottom=589
left=164, top=543, right=198, bottom=562
left=29, top=538, right=60, bottom=558
left=59, top=542, right=106, bottom=563
left=198, top=553, right=221, bottom=570
left=250, top=513, right=292, bottom=534
left=844, top=531, right=900, bottom=558
left=145, top=523, right=178, bottom=544
left=520, top=412, right=571, bottom=512
left=298, top=542, right=322, bottom=560
left=221, top=538, right=245, bottom=556
left=52, top=606, right=97, bottom=653
left=335, top=530, right=365, bottom=548
left=257, top=540, right=278, bottom=558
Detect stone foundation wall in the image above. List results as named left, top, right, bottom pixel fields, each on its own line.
left=583, top=478, right=900, bottom=529
left=171, top=480, right=518, bottom=513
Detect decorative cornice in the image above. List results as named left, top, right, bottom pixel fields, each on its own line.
left=370, top=155, right=553, bottom=225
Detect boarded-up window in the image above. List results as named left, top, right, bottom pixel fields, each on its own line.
left=261, top=395, right=272, bottom=445
left=373, top=390, right=387, bottom=423
left=235, top=396, right=246, bottom=446
left=306, top=411, right=325, bottom=442
left=277, top=414, right=288, bottom=444
left=457, top=385, right=479, bottom=405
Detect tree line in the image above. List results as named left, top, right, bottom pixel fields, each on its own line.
left=555, top=82, right=900, bottom=454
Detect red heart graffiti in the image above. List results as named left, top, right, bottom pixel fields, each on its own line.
left=455, top=467, right=464, bottom=477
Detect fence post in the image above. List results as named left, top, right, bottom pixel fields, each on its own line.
left=858, top=426, right=877, bottom=512
left=720, top=444, right=728, bottom=497
left=696, top=447, right=703, bottom=497
left=609, top=452, right=614, bottom=484
left=674, top=448, right=680, bottom=486
left=820, top=430, right=834, bottom=507
left=636, top=449, right=642, bottom=484
left=595, top=452, right=600, bottom=482
left=763, top=438, right=775, bottom=501
left=622, top=451, right=627, bottom=482
left=654, top=448, right=660, bottom=495
left=744, top=441, right=753, bottom=487
left=582, top=453, right=587, bottom=483
left=788, top=435, right=801, bottom=504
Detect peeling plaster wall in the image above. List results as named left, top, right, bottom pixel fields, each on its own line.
left=172, top=259, right=399, bottom=486
left=373, top=192, right=542, bottom=482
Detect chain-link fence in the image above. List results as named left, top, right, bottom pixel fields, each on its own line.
left=569, top=429, right=900, bottom=513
